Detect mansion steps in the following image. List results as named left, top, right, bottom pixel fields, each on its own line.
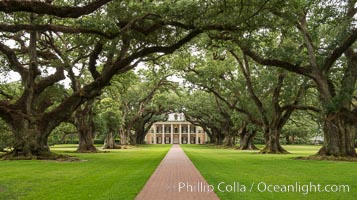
left=144, top=113, right=208, bottom=144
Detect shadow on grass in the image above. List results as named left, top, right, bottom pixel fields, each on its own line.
left=295, top=155, right=357, bottom=162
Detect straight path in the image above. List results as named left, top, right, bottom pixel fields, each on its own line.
left=135, top=144, right=219, bottom=200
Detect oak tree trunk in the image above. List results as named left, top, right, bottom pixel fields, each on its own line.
left=103, top=131, right=118, bottom=149
left=317, top=114, right=356, bottom=157
left=0, top=120, right=55, bottom=160
left=238, top=130, right=258, bottom=150
left=261, top=128, right=288, bottom=154
left=119, top=129, right=128, bottom=145
left=135, top=132, right=146, bottom=144
left=77, top=128, right=97, bottom=153
left=223, top=135, right=234, bottom=146
left=130, top=134, right=137, bottom=145
left=209, top=135, right=217, bottom=144
left=216, top=133, right=225, bottom=145
left=74, top=100, right=97, bottom=153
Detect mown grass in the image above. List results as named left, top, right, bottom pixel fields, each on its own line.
left=0, top=144, right=171, bottom=200
left=182, top=145, right=357, bottom=200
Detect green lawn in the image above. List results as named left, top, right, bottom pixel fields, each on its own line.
left=0, top=144, right=171, bottom=200
left=182, top=145, right=357, bottom=200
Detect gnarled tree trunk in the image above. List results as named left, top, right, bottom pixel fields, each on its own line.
left=119, top=128, right=128, bottom=145
left=261, top=128, right=288, bottom=154
left=216, top=133, right=225, bottom=145
left=1, top=119, right=54, bottom=160
left=223, top=134, right=234, bottom=146
left=103, top=131, right=119, bottom=149
left=316, top=49, right=357, bottom=157
left=237, top=128, right=258, bottom=150
left=135, top=131, right=146, bottom=144
left=317, top=113, right=356, bottom=157
left=77, top=129, right=97, bottom=153
left=74, top=99, right=97, bottom=153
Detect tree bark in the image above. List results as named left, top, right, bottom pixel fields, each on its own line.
left=209, top=134, right=217, bottom=144
left=0, top=120, right=54, bottom=160
left=135, top=131, right=146, bottom=144
left=119, top=129, right=128, bottom=145
left=216, top=133, right=225, bottom=145
left=103, top=131, right=119, bottom=149
left=317, top=113, right=357, bottom=157
left=74, top=100, right=98, bottom=153
left=260, top=128, right=288, bottom=154
left=223, top=134, right=234, bottom=146
left=76, top=129, right=97, bottom=153
left=237, top=128, right=258, bottom=150
left=316, top=49, right=357, bottom=157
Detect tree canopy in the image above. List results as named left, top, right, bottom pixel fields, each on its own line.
left=0, top=0, right=356, bottom=159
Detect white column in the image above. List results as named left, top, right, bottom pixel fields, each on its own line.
left=196, top=126, right=199, bottom=144
left=179, top=124, right=182, bottom=144
left=171, top=124, right=173, bottom=144
left=162, top=124, right=164, bottom=144
left=188, top=124, right=190, bottom=144
left=153, top=124, right=156, bottom=144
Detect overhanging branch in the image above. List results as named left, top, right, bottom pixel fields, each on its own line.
left=323, top=28, right=357, bottom=72
left=0, top=0, right=112, bottom=18
left=0, top=42, right=27, bottom=77
left=0, top=24, right=119, bottom=39
left=241, top=47, right=313, bottom=78
left=281, top=104, right=320, bottom=113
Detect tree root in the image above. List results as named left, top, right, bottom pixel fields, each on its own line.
left=295, top=155, right=357, bottom=162
left=102, top=144, right=126, bottom=149
left=0, top=150, right=80, bottom=161
left=259, top=146, right=290, bottom=154
left=236, top=145, right=259, bottom=150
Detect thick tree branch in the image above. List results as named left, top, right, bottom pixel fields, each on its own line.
left=0, top=42, right=27, bottom=77
left=241, top=47, right=313, bottom=78
left=34, top=67, right=65, bottom=95
left=297, top=14, right=318, bottom=70
left=0, top=24, right=119, bottom=39
left=272, top=72, right=286, bottom=114
left=43, top=30, right=202, bottom=130
left=88, top=42, right=103, bottom=80
left=323, top=28, right=357, bottom=72
left=108, top=29, right=202, bottom=76
left=28, top=25, right=40, bottom=84
left=231, top=50, right=270, bottom=126
left=0, top=100, right=12, bottom=123
left=0, top=0, right=112, bottom=18
left=339, top=48, right=357, bottom=110
left=206, top=86, right=262, bottom=126
left=281, top=105, right=320, bottom=113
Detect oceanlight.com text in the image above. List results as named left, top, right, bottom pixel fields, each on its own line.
left=177, top=181, right=350, bottom=195
left=255, top=182, right=350, bottom=195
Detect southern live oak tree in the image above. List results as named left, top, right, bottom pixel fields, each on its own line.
left=176, top=48, right=317, bottom=153
left=119, top=65, right=177, bottom=145
left=232, top=0, right=357, bottom=157
left=179, top=90, right=228, bottom=145
left=177, top=88, right=241, bottom=147
left=94, top=97, right=122, bottom=149
left=0, top=0, right=278, bottom=159
left=179, top=0, right=356, bottom=156
left=0, top=0, right=203, bottom=159
left=101, top=66, right=171, bottom=146
left=228, top=51, right=319, bottom=153
left=2, top=0, right=352, bottom=159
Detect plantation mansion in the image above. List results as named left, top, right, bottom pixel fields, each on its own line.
left=145, top=113, right=208, bottom=144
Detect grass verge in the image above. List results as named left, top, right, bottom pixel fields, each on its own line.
left=0, top=144, right=171, bottom=200
left=182, top=145, right=357, bottom=200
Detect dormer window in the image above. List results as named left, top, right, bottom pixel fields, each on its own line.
left=174, top=114, right=178, bottom=120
